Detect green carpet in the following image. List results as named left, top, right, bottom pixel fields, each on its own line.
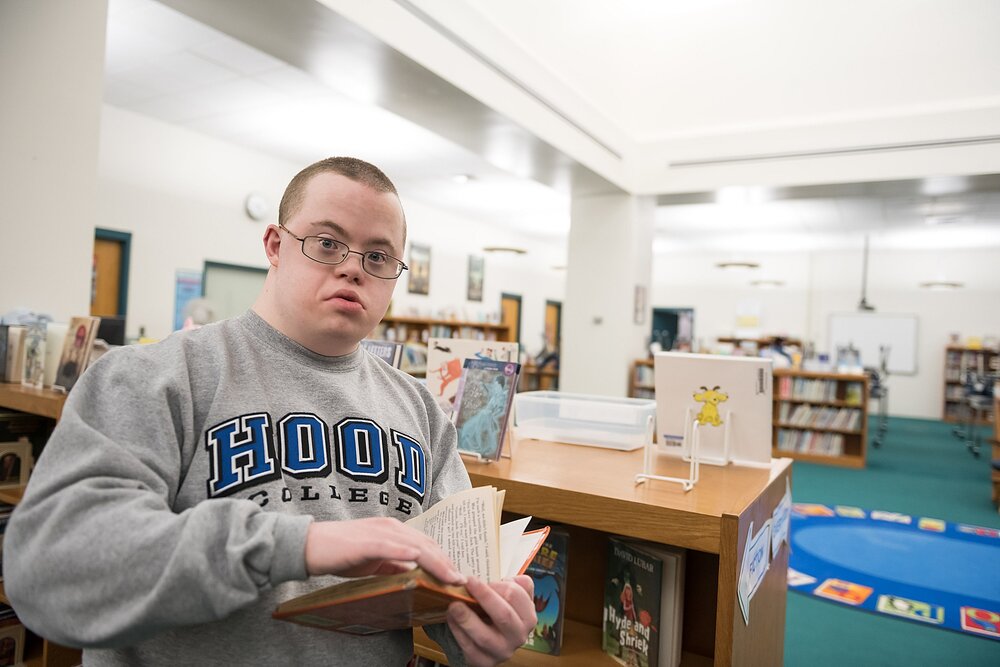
left=783, top=416, right=1000, bottom=666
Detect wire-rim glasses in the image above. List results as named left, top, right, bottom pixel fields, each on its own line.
left=278, top=223, right=408, bottom=280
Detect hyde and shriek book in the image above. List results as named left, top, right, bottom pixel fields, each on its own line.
left=602, top=537, right=686, bottom=667
left=452, top=358, right=521, bottom=461
left=522, top=525, right=569, bottom=655
left=273, top=485, right=549, bottom=635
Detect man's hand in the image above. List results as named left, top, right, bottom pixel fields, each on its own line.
left=304, top=517, right=465, bottom=584
left=446, top=575, right=537, bottom=667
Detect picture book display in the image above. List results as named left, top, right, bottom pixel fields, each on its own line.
left=602, top=537, right=686, bottom=667
left=54, top=316, right=100, bottom=393
left=21, top=320, right=46, bottom=389
left=522, top=526, right=569, bottom=655
left=425, top=338, right=519, bottom=415
left=654, top=352, right=773, bottom=465
left=452, top=358, right=521, bottom=461
left=359, top=339, right=405, bottom=368
left=273, top=485, right=549, bottom=635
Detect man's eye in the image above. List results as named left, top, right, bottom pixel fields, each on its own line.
left=316, top=238, right=339, bottom=251
left=365, top=251, right=388, bottom=264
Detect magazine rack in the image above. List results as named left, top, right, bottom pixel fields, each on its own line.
left=634, top=409, right=707, bottom=492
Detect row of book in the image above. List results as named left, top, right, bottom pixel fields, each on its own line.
left=633, top=364, right=655, bottom=387
left=371, top=323, right=503, bottom=344
left=1, top=316, right=104, bottom=393
left=777, top=404, right=862, bottom=431
left=776, top=428, right=846, bottom=456
left=775, top=377, right=864, bottom=404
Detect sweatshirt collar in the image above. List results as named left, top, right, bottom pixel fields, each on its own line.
left=239, top=310, right=365, bottom=371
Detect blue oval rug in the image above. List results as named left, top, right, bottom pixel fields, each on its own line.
left=788, top=503, right=1000, bottom=641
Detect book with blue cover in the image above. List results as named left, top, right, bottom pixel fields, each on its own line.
left=452, top=358, right=521, bottom=461
left=523, top=526, right=569, bottom=655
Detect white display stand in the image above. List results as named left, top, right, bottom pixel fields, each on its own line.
left=635, top=409, right=721, bottom=492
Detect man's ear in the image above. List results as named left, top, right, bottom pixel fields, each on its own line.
left=263, top=225, right=281, bottom=267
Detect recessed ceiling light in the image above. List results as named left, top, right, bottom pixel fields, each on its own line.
left=483, top=246, right=527, bottom=255
left=750, top=279, right=785, bottom=288
left=715, top=260, right=760, bottom=270
left=919, top=280, right=964, bottom=290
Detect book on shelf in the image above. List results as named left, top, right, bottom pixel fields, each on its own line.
left=654, top=352, right=773, bottom=465
left=452, top=358, right=521, bottom=461
left=273, top=485, right=549, bottom=635
left=522, top=525, right=569, bottom=655
left=21, top=320, right=46, bottom=390
left=425, top=338, right=519, bottom=416
left=359, top=339, right=405, bottom=368
left=54, top=316, right=101, bottom=393
left=602, top=537, right=685, bottom=667
left=2, top=326, right=26, bottom=384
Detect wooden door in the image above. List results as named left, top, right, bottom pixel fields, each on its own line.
left=92, top=229, right=131, bottom=318
left=500, top=293, right=521, bottom=343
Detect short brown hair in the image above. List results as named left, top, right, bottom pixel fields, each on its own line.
left=278, top=157, right=401, bottom=229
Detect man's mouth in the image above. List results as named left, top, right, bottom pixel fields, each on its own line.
left=328, top=290, right=363, bottom=308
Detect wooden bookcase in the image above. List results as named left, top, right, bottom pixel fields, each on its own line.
left=375, top=316, right=513, bottom=343
left=943, top=345, right=999, bottom=424
left=771, top=369, right=869, bottom=468
left=414, top=440, right=792, bottom=666
left=519, top=366, right=559, bottom=392
left=628, top=359, right=655, bottom=399
left=0, top=384, right=81, bottom=667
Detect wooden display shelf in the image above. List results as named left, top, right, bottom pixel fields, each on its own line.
left=943, top=345, right=998, bottom=424
left=0, top=485, right=27, bottom=506
left=627, top=359, right=655, bottom=399
left=772, top=369, right=868, bottom=468
left=416, top=439, right=792, bottom=666
left=0, top=384, right=66, bottom=421
left=378, top=315, right=514, bottom=342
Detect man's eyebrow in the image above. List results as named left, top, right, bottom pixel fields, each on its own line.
left=306, top=220, right=399, bottom=253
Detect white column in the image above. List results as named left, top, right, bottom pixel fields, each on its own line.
left=0, top=0, right=108, bottom=318
left=561, top=192, right=654, bottom=396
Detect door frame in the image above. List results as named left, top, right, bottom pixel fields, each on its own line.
left=500, top=292, right=522, bottom=344
left=95, top=228, right=132, bottom=317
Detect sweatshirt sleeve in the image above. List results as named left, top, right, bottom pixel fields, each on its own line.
left=2, top=347, right=312, bottom=649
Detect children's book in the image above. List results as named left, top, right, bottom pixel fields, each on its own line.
left=654, top=352, right=773, bottom=465
left=54, top=316, right=100, bottom=393
left=425, top=338, right=519, bottom=416
left=273, top=485, right=549, bottom=635
left=21, top=320, right=46, bottom=389
left=452, top=359, right=521, bottom=461
left=522, top=526, right=569, bottom=655
left=359, top=339, right=405, bottom=368
left=602, top=537, right=685, bottom=667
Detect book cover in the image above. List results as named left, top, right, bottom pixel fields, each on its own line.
left=602, top=538, right=685, bottom=667
left=21, top=320, right=46, bottom=390
left=274, top=485, right=548, bottom=635
left=360, top=339, right=405, bottom=368
left=654, top=352, right=773, bottom=465
left=523, top=526, right=569, bottom=655
left=54, top=316, right=100, bottom=393
left=425, top=338, right=519, bottom=415
left=452, top=359, right=521, bottom=461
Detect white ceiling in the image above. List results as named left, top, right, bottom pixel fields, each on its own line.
left=104, top=0, right=1000, bottom=253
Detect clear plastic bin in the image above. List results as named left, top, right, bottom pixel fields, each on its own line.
left=513, top=391, right=656, bottom=451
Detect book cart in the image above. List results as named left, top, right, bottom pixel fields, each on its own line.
left=375, top=316, right=513, bottom=343
left=414, top=439, right=793, bottom=666
left=0, top=384, right=81, bottom=667
left=943, top=345, right=998, bottom=424
left=771, top=369, right=869, bottom=468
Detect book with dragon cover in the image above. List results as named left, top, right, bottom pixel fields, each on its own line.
left=522, top=526, right=569, bottom=655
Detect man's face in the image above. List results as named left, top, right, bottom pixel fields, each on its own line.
left=270, top=172, right=405, bottom=355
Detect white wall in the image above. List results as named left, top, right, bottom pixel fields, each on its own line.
left=97, top=105, right=565, bottom=349
left=0, top=1, right=107, bottom=320
left=652, top=248, right=1000, bottom=419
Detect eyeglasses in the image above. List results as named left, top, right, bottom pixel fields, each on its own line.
left=278, top=224, right=408, bottom=280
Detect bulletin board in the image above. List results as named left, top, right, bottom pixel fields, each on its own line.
left=828, top=313, right=918, bottom=375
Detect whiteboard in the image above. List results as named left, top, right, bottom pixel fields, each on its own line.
left=828, top=313, right=918, bottom=375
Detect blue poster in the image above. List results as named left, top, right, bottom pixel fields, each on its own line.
left=174, top=270, right=203, bottom=331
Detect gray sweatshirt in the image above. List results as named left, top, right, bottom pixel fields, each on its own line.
left=3, top=311, right=471, bottom=666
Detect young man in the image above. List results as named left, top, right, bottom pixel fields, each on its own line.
left=4, top=158, right=535, bottom=666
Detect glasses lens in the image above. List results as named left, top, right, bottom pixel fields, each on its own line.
left=362, top=252, right=402, bottom=279
left=303, top=237, right=349, bottom=264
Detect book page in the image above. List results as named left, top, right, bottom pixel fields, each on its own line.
left=407, top=485, right=500, bottom=581
left=499, top=516, right=531, bottom=577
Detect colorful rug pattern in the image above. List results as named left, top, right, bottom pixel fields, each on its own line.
left=788, top=503, right=1000, bottom=641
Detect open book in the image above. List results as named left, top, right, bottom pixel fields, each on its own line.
left=273, top=485, right=549, bottom=635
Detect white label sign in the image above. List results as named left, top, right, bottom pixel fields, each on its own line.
left=771, top=478, right=792, bottom=558
left=738, top=519, right=772, bottom=626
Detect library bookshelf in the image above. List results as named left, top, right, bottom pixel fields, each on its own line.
left=415, top=439, right=793, bottom=666
left=375, top=316, right=513, bottom=343
left=519, top=365, right=559, bottom=392
left=0, top=384, right=80, bottom=667
left=943, top=345, right=998, bottom=425
left=772, top=369, right=869, bottom=468
left=628, top=358, right=655, bottom=399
